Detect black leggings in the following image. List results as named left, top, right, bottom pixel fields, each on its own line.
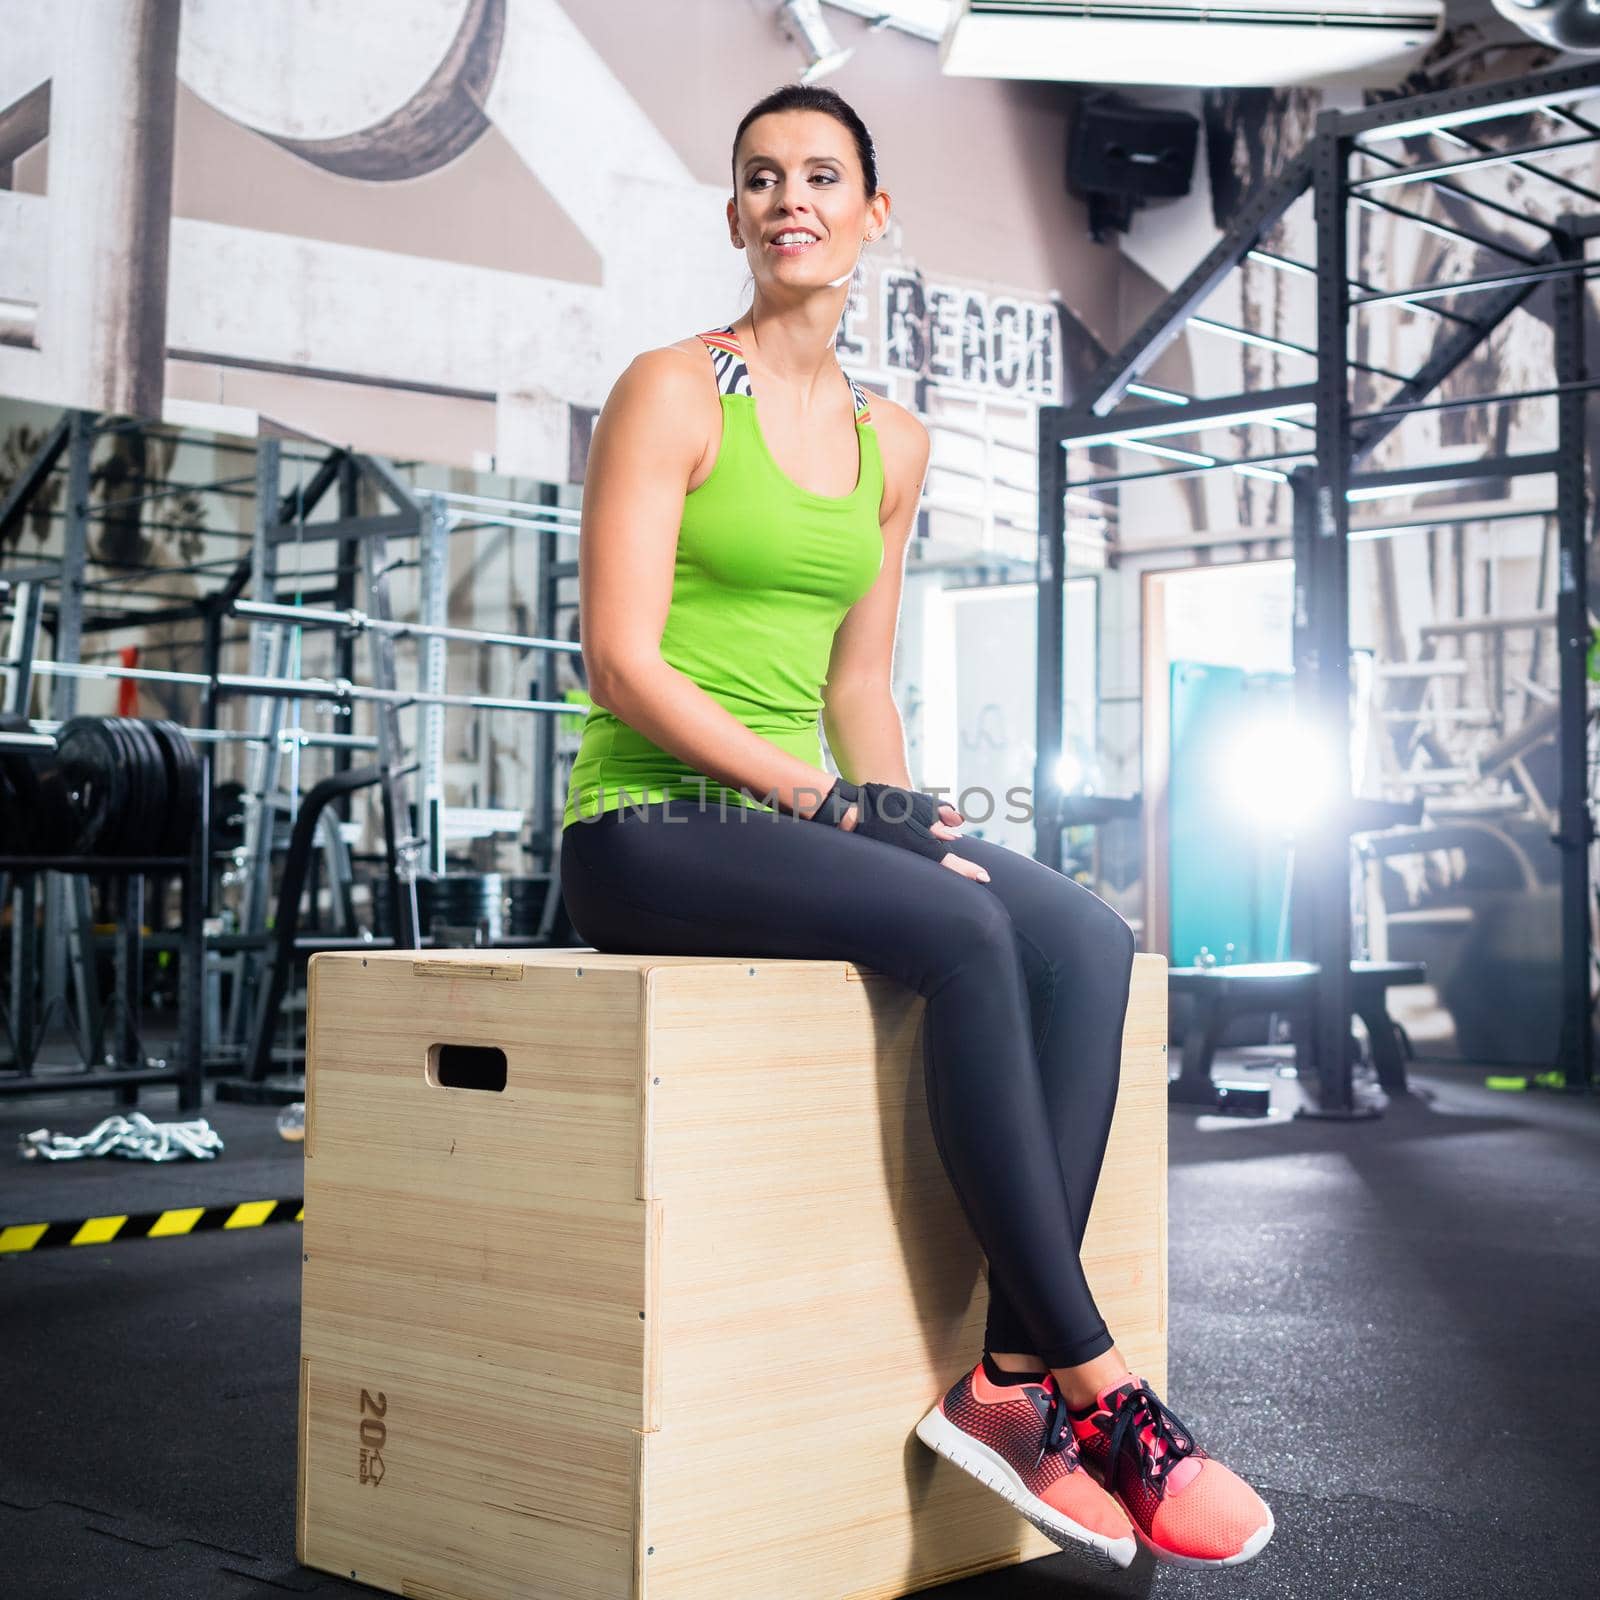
left=559, top=798, right=1136, bottom=1368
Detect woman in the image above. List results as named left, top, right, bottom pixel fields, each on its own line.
left=559, top=82, right=1273, bottom=1572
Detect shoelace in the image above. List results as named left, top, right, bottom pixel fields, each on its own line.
left=1033, top=1382, right=1076, bottom=1471
left=1102, top=1380, right=1197, bottom=1493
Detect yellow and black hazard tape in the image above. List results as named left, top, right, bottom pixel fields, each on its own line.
left=0, top=1197, right=304, bottom=1255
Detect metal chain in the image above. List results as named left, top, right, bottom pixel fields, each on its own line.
left=19, top=1112, right=224, bottom=1162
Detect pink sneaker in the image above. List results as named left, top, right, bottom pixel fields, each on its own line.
left=1069, top=1373, right=1274, bottom=1566
left=915, top=1358, right=1137, bottom=1569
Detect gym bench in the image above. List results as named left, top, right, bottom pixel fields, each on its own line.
left=1168, top=959, right=1427, bottom=1109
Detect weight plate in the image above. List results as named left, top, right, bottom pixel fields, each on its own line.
left=146, top=721, right=177, bottom=856
left=371, top=875, right=507, bottom=941
left=108, top=718, right=142, bottom=856
left=123, top=720, right=169, bottom=859
left=148, top=720, right=194, bottom=857
left=174, top=722, right=201, bottom=849
left=0, top=760, right=21, bottom=851
left=106, top=718, right=144, bottom=857
left=0, top=715, right=42, bottom=854
left=165, top=719, right=199, bottom=857
left=115, top=718, right=158, bottom=858
left=504, top=875, right=545, bottom=937
left=430, top=873, right=505, bottom=939
left=169, top=720, right=200, bottom=857
left=147, top=720, right=183, bottom=856
left=56, top=716, right=126, bottom=855
left=3, top=715, right=83, bottom=856
left=30, top=758, right=76, bottom=855
left=0, top=736, right=27, bottom=855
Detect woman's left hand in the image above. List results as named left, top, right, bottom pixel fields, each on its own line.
left=840, top=791, right=968, bottom=843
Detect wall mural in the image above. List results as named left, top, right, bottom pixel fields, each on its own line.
left=0, top=0, right=1092, bottom=490
left=247, top=0, right=507, bottom=182
left=2, top=0, right=721, bottom=477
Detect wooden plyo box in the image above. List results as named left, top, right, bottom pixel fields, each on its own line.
left=297, top=948, right=1168, bottom=1600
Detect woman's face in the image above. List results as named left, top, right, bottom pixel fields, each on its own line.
left=729, top=109, right=885, bottom=289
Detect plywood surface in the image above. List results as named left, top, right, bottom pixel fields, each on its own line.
left=298, top=947, right=1168, bottom=1600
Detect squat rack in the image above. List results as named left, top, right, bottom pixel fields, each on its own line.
left=0, top=420, right=585, bottom=1097
left=1036, top=58, right=1600, bottom=1113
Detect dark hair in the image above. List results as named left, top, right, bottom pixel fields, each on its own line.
left=730, top=84, right=878, bottom=199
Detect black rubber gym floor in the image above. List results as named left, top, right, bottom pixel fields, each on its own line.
left=1, top=1057, right=1594, bottom=1599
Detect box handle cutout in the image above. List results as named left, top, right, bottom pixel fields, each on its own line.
left=428, top=1043, right=508, bottom=1091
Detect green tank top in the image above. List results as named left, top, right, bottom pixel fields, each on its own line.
left=562, top=325, right=885, bottom=826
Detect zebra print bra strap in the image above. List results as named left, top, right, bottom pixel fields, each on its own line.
left=697, top=325, right=873, bottom=425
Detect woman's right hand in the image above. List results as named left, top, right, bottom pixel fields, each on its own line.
left=838, top=799, right=991, bottom=884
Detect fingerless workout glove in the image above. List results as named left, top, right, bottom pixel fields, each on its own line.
left=804, top=777, right=861, bottom=828
left=804, top=778, right=949, bottom=863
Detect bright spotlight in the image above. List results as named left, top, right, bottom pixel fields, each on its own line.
left=1056, top=749, right=1085, bottom=793
left=1220, top=714, right=1340, bottom=834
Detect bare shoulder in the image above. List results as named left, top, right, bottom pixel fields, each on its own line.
left=615, top=336, right=714, bottom=401
left=596, top=337, right=719, bottom=479
left=866, top=391, right=931, bottom=515
left=870, top=390, right=931, bottom=456
left=663, top=331, right=713, bottom=360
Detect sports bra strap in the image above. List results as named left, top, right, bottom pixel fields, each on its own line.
left=697, top=325, right=873, bottom=424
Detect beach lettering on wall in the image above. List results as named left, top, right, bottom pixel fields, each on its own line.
left=864, top=269, right=1061, bottom=404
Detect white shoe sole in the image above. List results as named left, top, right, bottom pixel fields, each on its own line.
left=914, top=1402, right=1137, bottom=1571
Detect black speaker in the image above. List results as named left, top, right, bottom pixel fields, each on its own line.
left=1067, top=94, right=1199, bottom=243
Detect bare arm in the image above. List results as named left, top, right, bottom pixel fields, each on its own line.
left=577, top=347, right=849, bottom=822
left=821, top=401, right=930, bottom=794
left=819, top=401, right=988, bottom=882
